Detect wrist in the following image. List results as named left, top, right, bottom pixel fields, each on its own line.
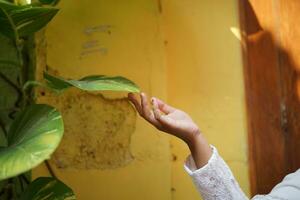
left=184, top=128, right=202, bottom=147
left=185, top=130, right=212, bottom=168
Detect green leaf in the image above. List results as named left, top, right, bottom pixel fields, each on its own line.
left=19, top=177, right=76, bottom=200
left=15, top=0, right=30, bottom=6
left=44, top=72, right=141, bottom=93
left=0, top=104, right=64, bottom=180
left=0, top=0, right=58, bottom=39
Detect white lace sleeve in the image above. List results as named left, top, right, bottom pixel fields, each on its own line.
left=184, top=146, right=249, bottom=200
left=184, top=146, right=300, bottom=200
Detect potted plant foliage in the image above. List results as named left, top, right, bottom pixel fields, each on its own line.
left=0, top=0, right=140, bottom=199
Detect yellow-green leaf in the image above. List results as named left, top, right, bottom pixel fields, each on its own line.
left=0, top=104, right=64, bottom=180
left=44, top=72, right=140, bottom=93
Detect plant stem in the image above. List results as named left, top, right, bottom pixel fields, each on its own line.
left=0, top=118, right=8, bottom=138
left=0, top=71, right=22, bottom=95
left=45, top=160, right=57, bottom=178
left=16, top=42, right=27, bottom=110
left=22, top=80, right=45, bottom=91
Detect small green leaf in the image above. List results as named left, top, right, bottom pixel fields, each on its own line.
left=0, top=0, right=58, bottom=39
left=20, top=177, right=76, bottom=200
left=0, top=104, right=64, bottom=180
left=44, top=72, right=72, bottom=91
left=44, top=72, right=141, bottom=93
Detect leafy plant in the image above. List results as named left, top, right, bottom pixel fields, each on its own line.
left=0, top=0, right=140, bottom=199
left=0, top=104, right=64, bottom=180
left=19, top=177, right=75, bottom=200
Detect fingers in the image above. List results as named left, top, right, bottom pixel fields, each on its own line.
left=140, top=93, right=152, bottom=117
left=128, top=93, right=142, bottom=115
left=128, top=92, right=161, bottom=127
left=152, top=97, right=175, bottom=114
left=152, top=98, right=162, bottom=119
left=152, top=98, right=175, bottom=128
left=140, top=93, right=160, bottom=125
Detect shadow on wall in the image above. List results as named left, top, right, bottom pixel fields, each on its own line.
left=241, top=0, right=300, bottom=195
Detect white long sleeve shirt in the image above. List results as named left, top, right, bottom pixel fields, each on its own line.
left=184, top=146, right=300, bottom=200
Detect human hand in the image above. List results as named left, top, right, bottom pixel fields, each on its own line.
left=128, top=92, right=200, bottom=144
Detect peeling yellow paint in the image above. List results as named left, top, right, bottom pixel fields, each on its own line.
left=38, top=89, right=136, bottom=170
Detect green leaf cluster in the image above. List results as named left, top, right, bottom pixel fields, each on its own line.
left=0, top=0, right=58, bottom=40
left=0, top=0, right=140, bottom=199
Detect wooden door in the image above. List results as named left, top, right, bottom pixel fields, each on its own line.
left=239, top=0, right=300, bottom=196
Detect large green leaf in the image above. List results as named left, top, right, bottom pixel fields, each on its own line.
left=20, top=177, right=76, bottom=200
left=0, top=104, right=64, bottom=180
left=0, top=0, right=58, bottom=39
left=44, top=72, right=141, bottom=93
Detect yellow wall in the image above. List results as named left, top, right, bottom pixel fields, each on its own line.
left=162, top=0, right=250, bottom=199
left=34, top=0, right=250, bottom=199
left=34, top=1, right=171, bottom=200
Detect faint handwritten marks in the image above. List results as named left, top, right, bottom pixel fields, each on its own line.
left=82, top=40, right=99, bottom=49
left=84, top=25, right=113, bottom=35
left=79, top=25, right=113, bottom=59
left=80, top=40, right=107, bottom=58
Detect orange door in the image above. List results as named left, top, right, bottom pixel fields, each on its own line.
left=240, top=0, right=300, bottom=195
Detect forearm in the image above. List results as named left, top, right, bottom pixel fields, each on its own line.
left=185, top=131, right=212, bottom=169
left=128, top=93, right=248, bottom=199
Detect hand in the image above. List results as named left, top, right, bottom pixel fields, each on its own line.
left=128, top=92, right=212, bottom=168
left=128, top=92, right=200, bottom=144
